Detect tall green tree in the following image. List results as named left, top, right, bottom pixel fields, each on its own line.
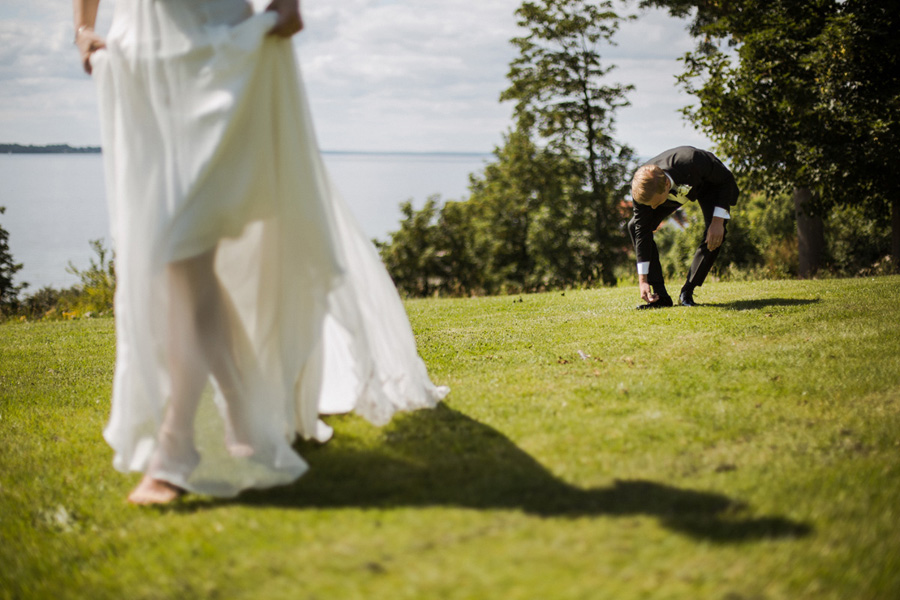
left=501, top=0, right=636, bottom=285
left=641, top=0, right=900, bottom=275
left=465, top=123, right=542, bottom=293
left=0, top=206, right=26, bottom=315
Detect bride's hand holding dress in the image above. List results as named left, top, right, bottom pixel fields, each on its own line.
left=266, top=0, right=303, bottom=37
left=73, top=0, right=105, bottom=75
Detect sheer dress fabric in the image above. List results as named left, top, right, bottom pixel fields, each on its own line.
left=91, top=0, right=447, bottom=497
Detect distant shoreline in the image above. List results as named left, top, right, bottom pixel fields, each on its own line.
left=1, top=144, right=101, bottom=154
left=322, top=150, right=492, bottom=158
left=1, top=144, right=492, bottom=158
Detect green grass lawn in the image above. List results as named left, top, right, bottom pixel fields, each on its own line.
left=2, top=277, right=899, bottom=599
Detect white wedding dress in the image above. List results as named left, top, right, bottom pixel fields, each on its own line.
left=90, top=0, right=447, bottom=497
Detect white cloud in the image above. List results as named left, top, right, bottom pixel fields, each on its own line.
left=0, top=0, right=712, bottom=155
left=294, top=0, right=520, bottom=152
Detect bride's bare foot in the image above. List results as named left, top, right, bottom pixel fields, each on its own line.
left=227, top=442, right=255, bottom=458
left=127, top=475, right=186, bottom=505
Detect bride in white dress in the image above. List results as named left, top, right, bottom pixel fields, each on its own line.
left=73, top=0, right=448, bottom=504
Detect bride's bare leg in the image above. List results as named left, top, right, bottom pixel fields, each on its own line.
left=157, top=247, right=259, bottom=457
left=130, top=247, right=262, bottom=504
left=203, top=291, right=259, bottom=456
left=129, top=251, right=216, bottom=504
left=182, top=254, right=260, bottom=454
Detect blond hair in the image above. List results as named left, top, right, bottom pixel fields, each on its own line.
left=631, top=165, right=667, bottom=205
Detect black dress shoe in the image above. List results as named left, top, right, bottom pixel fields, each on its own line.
left=636, top=295, right=673, bottom=310
left=679, top=289, right=696, bottom=307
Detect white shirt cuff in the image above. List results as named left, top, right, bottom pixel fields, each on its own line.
left=713, top=207, right=731, bottom=219
left=637, top=261, right=650, bottom=275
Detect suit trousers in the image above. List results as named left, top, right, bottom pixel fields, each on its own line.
left=627, top=199, right=728, bottom=289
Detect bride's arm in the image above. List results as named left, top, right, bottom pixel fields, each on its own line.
left=266, top=0, right=304, bottom=38
left=73, top=0, right=106, bottom=75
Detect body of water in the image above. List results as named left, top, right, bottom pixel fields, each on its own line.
left=0, top=152, right=489, bottom=290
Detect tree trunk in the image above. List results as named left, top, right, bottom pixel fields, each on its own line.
left=793, top=186, right=824, bottom=278
left=892, top=197, right=900, bottom=273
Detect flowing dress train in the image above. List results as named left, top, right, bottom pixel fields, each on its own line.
left=91, top=0, right=448, bottom=497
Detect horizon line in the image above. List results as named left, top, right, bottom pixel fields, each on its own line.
left=1, top=143, right=493, bottom=157
left=322, top=149, right=493, bottom=157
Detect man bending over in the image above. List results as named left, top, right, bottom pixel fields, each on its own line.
left=628, top=146, right=739, bottom=309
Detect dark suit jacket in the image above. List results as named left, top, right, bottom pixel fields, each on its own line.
left=632, top=146, right=739, bottom=264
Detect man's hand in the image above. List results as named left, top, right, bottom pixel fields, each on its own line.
left=267, top=0, right=303, bottom=37
left=75, top=27, right=106, bottom=75
left=639, top=276, right=658, bottom=304
left=706, top=216, right=725, bottom=251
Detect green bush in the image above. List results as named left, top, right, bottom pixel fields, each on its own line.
left=655, top=200, right=765, bottom=283
left=0, top=206, right=26, bottom=317
left=16, top=239, right=116, bottom=320
left=825, top=202, right=893, bottom=276
left=60, top=239, right=116, bottom=318
left=652, top=188, right=894, bottom=282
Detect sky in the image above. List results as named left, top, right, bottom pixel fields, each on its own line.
left=0, top=0, right=713, bottom=158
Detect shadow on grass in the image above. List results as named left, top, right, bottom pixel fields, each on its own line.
left=179, top=405, right=811, bottom=543
left=706, top=298, right=820, bottom=311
